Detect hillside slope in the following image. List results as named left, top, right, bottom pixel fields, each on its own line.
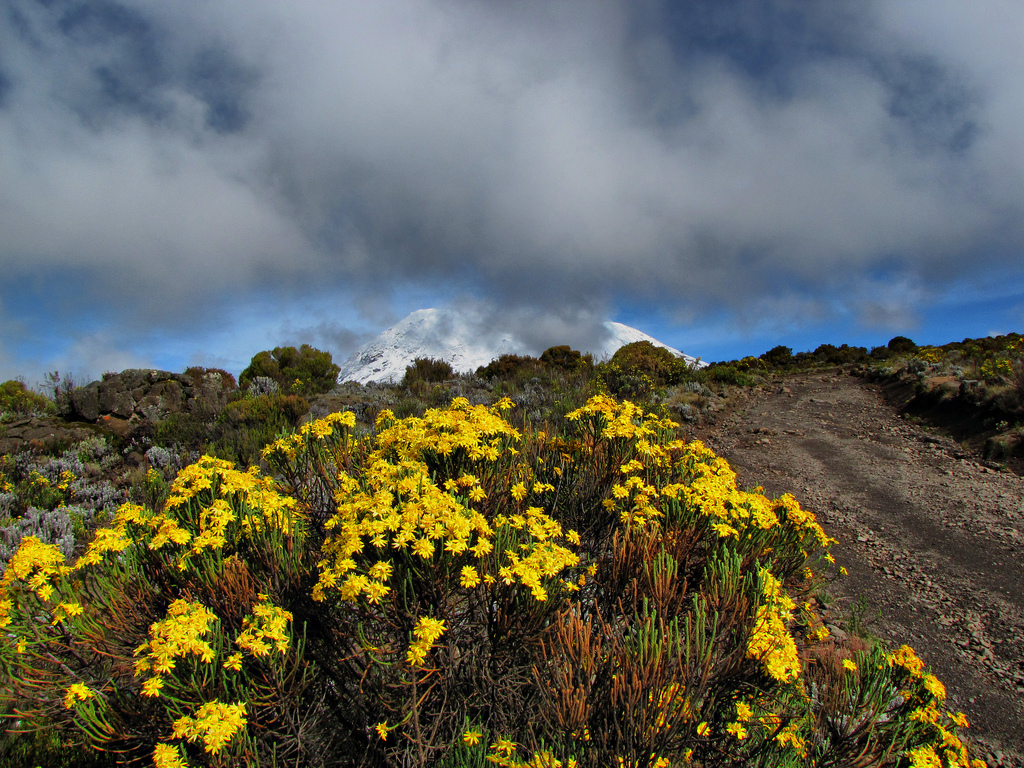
left=701, top=372, right=1024, bottom=766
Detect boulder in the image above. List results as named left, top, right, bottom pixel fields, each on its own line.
left=70, top=385, right=100, bottom=422
left=64, top=368, right=236, bottom=426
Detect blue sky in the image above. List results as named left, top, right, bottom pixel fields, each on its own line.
left=2, top=0, right=1023, bottom=384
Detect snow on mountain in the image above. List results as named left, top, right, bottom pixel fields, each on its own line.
left=337, top=308, right=702, bottom=384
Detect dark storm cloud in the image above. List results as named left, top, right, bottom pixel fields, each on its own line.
left=1, top=0, right=1022, bottom=347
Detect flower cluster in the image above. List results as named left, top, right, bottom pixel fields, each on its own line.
left=406, top=615, right=447, bottom=667
left=886, top=645, right=984, bottom=768
left=305, top=398, right=581, bottom=606
left=747, top=568, right=800, bottom=683
left=74, top=457, right=298, bottom=573
left=62, top=682, right=95, bottom=709
left=235, top=595, right=292, bottom=657
left=0, top=535, right=68, bottom=607
left=0, top=392, right=981, bottom=768
left=134, top=599, right=218, bottom=694
left=171, top=699, right=247, bottom=753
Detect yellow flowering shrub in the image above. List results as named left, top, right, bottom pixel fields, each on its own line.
left=0, top=394, right=979, bottom=767
left=172, top=700, right=247, bottom=754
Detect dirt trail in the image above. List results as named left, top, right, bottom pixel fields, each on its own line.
left=697, top=372, right=1024, bottom=767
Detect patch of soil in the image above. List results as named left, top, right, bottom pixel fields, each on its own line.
left=696, top=371, right=1024, bottom=767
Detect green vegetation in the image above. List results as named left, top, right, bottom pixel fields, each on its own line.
left=3, top=330, right=1019, bottom=766
left=239, top=345, right=340, bottom=396
left=0, top=380, right=56, bottom=420
left=0, top=397, right=980, bottom=767
left=403, top=357, right=457, bottom=386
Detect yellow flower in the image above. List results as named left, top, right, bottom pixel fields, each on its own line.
left=375, top=721, right=389, bottom=740
left=923, top=674, right=946, bottom=700
left=172, top=700, right=247, bottom=754
left=153, top=743, right=190, bottom=768
left=135, top=600, right=218, bottom=677
left=697, top=722, right=710, bottom=736
left=406, top=644, right=428, bottom=666
left=63, top=682, right=95, bottom=709
left=889, top=645, right=925, bottom=676
left=492, top=738, right=516, bottom=757
left=906, top=746, right=942, bottom=768
left=460, top=566, right=481, bottom=588
left=463, top=728, right=482, bottom=745
left=842, top=659, right=858, bottom=671
left=747, top=569, right=800, bottom=682
left=414, top=616, right=447, bottom=643
left=236, top=598, right=293, bottom=656
left=735, top=701, right=752, bottom=721
left=711, top=522, right=738, bottom=538
left=141, top=676, right=164, bottom=697
left=412, top=538, right=434, bottom=559
left=222, top=653, right=243, bottom=671
left=726, top=721, right=748, bottom=740
left=368, top=561, right=393, bottom=581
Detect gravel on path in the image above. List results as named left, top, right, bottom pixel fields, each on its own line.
left=697, top=371, right=1024, bottom=767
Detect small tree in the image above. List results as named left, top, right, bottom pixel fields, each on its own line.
left=888, top=336, right=918, bottom=355
left=761, top=345, right=794, bottom=369
left=239, top=345, right=339, bottom=396
left=539, top=346, right=591, bottom=372
left=401, top=357, right=455, bottom=386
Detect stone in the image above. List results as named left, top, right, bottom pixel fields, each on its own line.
left=70, top=384, right=100, bottom=422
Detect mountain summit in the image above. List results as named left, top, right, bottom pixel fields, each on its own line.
left=337, top=308, right=701, bottom=384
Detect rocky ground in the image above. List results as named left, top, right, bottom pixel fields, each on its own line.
left=697, top=371, right=1024, bottom=767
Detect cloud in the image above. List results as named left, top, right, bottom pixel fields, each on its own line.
left=0, top=0, right=1022, bottom=367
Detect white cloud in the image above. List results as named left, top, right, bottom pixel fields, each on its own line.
left=0, top=0, right=1022, bottom=374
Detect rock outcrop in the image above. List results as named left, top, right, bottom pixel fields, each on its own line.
left=0, top=418, right=101, bottom=456
left=64, top=369, right=235, bottom=430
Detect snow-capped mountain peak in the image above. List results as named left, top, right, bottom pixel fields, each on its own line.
left=337, top=308, right=701, bottom=384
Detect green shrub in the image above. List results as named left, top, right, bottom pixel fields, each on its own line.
left=705, top=363, right=756, bottom=389
left=402, top=357, right=455, bottom=386
left=476, top=354, right=542, bottom=380
left=598, top=342, right=694, bottom=399
left=0, top=380, right=56, bottom=419
left=760, top=346, right=794, bottom=369
left=239, top=345, right=339, bottom=396
left=0, top=396, right=980, bottom=768
left=154, top=411, right=212, bottom=453
left=211, top=394, right=311, bottom=467
left=608, top=341, right=678, bottom=383
left=887, top=336, right=918, bottom=355
left=539, top=345, right=592, bottom=372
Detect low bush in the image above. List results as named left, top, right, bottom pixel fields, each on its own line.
left=0, top=380, right=56, bottom=420
left=477, top=354, right=543, bottom=381
left=239, top=345, right=339, bottom=396
left=0, top=440, right=121, bottom=572
left=0, top=396, right=980, bottom=767
left=403, top=357, right=456, bottom=386
left=539, top=345, right=592, bottom=372
left=210, top=394, right=311, bottom=467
